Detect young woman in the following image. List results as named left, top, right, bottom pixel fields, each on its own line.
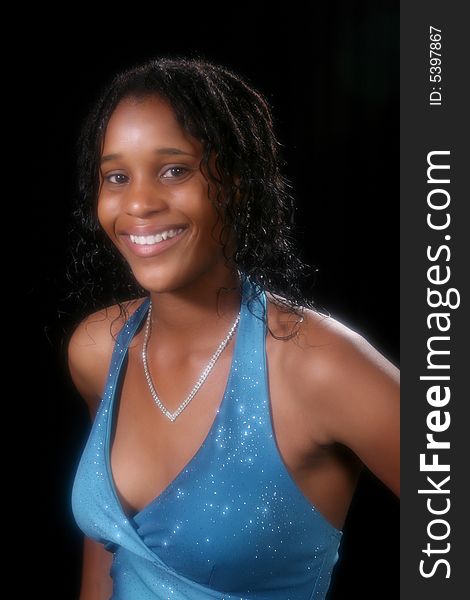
left=68, top=56, right=399, bottom=600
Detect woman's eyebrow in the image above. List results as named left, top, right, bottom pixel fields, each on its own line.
left=100, top=147, right=197, bottom=164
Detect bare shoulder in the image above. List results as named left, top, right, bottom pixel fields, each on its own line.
left=67, top=297, right=147, bottom=417
left=302, top=305, right=398, bottom=382
left=266, top=292, right=400, bottom=495
left=265, top=290, right=366, bottom=357
left=266, top=290, right=398, bottom=380
left=265, top=291, right=399, bottom=433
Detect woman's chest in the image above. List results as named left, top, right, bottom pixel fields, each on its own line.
left=110, top=336, right=359, bottom=532
left=108, top=341, right=343, bottom=593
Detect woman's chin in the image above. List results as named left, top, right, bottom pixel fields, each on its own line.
left=129, top=264, right=195, bottom=295
left=128, top=255, right=233, bottom=296
left=131, top=272, right=177, bottom=295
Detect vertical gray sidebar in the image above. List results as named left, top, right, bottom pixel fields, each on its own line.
left=401, top=3, right=469, bottom=599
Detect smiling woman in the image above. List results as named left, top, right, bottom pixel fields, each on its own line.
left=67, top=56, right=399, bottom=600
left=96, top=96, right=231, bottom=290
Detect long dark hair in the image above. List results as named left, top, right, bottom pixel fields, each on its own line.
left=68, top=54, right=324, bottom=339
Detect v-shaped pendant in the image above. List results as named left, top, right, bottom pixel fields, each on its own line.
left=141, top=301, right=242, bottom=421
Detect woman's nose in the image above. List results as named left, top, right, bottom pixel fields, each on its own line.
left=124, top=180, right=168, bottom=217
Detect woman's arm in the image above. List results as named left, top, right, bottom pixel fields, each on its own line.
left=79, top=538, right=114, bottom=600
left=302, top=316, right=400, bottom=496
left=68, top=312, right=117, bottom=599
left=324, top=332, right=399, bottom=495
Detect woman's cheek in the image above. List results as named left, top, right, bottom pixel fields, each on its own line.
left=97, top=194, right=118, bottom=238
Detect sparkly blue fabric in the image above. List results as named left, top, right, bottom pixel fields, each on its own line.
left=72, top=273, right=343, bottom=599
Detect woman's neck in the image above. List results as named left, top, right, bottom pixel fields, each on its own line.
left=147, top=266, right=242, bottom=348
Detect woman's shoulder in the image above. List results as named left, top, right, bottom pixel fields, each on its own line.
left=69, top=296, right=147, bottom=349
left=266, top=293, right=399, bottom=462
left=67, top=297, right=148, bottom=415
left=265, top=291, right=398, bottom=395
left=265, top=291, right=363, bottom=349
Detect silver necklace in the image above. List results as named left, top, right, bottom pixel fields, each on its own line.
left=142, top=300, right=241, bottom=422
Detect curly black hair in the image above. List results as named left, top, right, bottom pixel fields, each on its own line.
left=67, top=54, right=325, bottom=339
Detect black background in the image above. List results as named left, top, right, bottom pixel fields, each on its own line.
left=23, top=3, right=399, bottom=598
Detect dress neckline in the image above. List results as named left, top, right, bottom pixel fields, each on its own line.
left=104, top=276, right=257, bottom=522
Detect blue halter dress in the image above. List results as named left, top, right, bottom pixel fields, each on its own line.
left=72, top=274, right=342, bottom=599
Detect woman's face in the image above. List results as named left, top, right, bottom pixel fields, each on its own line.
left=97, top=95, right=230, bottom=293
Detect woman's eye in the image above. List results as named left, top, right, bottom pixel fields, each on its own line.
left=161, top=166, right=190, bottom=179
left=106, top=173, right=128, bottom=185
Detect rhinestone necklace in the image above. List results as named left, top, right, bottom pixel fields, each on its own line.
left=142, top=300, right=241, bottom=422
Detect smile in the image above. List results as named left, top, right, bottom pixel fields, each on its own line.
left=122, top=226, right=188, bottom=258
left=130, top=228, right=186, bottom=245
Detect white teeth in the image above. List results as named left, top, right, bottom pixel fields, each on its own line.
left=130, top=228, right=185, bottom=245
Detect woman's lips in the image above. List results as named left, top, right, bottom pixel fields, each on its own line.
left=120, top=227, right=188, bottom=258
